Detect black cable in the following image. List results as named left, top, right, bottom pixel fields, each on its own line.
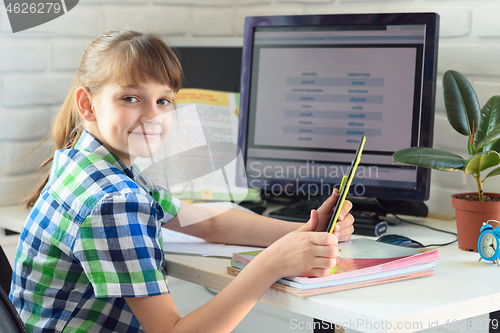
left=390, top=213, right=458, bottom=247
left=373, top=198, right=458, bottom=248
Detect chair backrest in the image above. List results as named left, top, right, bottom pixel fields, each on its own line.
left=0, top=285, right=27, bottom=333
left=0, top=244, right=13, bottom=295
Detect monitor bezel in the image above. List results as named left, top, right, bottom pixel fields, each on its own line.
left=236, top=12, right=439, bottom=201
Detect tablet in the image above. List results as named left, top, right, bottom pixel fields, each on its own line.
left=326, top=136, right=366, bottom=233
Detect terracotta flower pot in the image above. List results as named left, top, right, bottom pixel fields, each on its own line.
left=451, top=192, right=500, bottom=252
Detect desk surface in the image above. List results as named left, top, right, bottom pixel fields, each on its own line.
left=164, top=217, right=500, bottom=333
left=2, top=206, right=499, bottom=333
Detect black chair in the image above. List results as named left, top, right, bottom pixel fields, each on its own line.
left=0, top=243, right=13, bottom=294
left=0, top=285, right=27, bottom=333
left=0, top=244, right=27, bottom=333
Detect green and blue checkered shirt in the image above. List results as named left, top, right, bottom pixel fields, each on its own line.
left=10, top=130, right=182, bottom=332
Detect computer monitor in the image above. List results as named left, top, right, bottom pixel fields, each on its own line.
left=236, top=13, right=439, bottom=217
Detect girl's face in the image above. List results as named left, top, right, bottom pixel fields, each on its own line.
left=87, top=80, right=175, bottom=167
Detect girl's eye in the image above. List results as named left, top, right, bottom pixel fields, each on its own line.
left=158, top=99, right=172, bottom=106
left=123, top=96, right=138, bottom=103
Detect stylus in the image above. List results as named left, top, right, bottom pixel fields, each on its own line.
left=327, top=175, right=347, bottom=233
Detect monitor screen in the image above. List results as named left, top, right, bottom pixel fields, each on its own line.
left=236, top=13, right=439, bottom=202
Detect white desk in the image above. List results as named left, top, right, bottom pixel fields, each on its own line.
left=2, top=206, right=499, bottom=333
left=164, top=217, right=500, bottom=333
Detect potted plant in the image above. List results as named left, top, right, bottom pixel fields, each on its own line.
left=393, top=70, right=500, bottom=252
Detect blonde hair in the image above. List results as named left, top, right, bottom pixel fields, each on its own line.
left=25, top=30, right=183, bottom=207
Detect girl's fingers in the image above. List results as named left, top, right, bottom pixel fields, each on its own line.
left=337, top=200, right=353, bottom=220
left=296, top=257, right=337, bottom=278
left=313, top=256, right=337, bottom=269
left=317, top=189, right=339, bottom=214
left=276, top=224, right=342, bottom=277
left=337, top=231, right=353, bottom=242
left=333, top=213, right=355, bottom=241
left=335, top=213, right=354, bottom=231
left=308, top=231, right=338, bottom=246
left=307, top=267, right=334, bottom=278
left=314, top=244, right=339, bottom=259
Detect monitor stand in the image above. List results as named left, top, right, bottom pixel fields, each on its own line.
left=266, top=194, right=428, bottom=237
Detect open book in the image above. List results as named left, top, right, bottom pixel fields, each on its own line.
left=228, top=238, right=439, bottom=296
left=162, top=228, right=264, bottom=258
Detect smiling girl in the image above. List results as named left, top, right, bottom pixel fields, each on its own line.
left=10, top=30, right=354, bottom=333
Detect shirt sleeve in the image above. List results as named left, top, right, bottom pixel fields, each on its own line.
left=130, top=163, right=182, bottom=225
left=73, top=191, right=169, bottom=299
left=149, top=185, right=182, bottom=226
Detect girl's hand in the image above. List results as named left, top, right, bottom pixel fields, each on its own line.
left=255, top=210, right=339, bottom=280
left=315, top=189, right=355, bottom=242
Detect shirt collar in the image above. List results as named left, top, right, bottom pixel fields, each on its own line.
left=74, top=130, right=134, bottom=178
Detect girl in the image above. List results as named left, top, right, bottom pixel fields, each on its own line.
left=10, top=30, right=354, bottom=333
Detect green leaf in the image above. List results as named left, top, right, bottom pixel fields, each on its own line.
left=464, top=151, right=500, bottom=174
left=484, top=166, right=500, bottom=181
left=393, top=147, right=466, bottom=171
left=475, top=96, right=500, bottom=153
left=475, top=122, right=500, bottom=153
left=486, top=137, right=500, bottom=155
left=442, top=70, right=481, bottom=137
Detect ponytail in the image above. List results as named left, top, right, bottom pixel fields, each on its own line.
left=24, top=79, right=84, bottom=207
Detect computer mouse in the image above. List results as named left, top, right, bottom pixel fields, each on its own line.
left=376, top=234, right=424, bottom=248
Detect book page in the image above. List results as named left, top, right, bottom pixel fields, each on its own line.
left=162, top=228, right=264, bottom=258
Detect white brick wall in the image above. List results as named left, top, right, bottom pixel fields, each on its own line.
left=2, top=73, right=72, bottom=107
left=102, top=7, right=191, bottom=34
left=0, top=140, right=53, bottom=174
left=0, top=9, right=9, bottom=32
left=0, top=40, right=48, bottom=72
left=51, top=40, right=89, bottom=71
left=474, top=6, right=500, bottom=38
left=1, top=0, right=500, bottom=216
left=192, top=8, right=234, bottom=36
left=438, top=7, right=471, bottom=38
left=0, top=108, right=52, bottom=140
left=154, top=0, right=233, bottom=5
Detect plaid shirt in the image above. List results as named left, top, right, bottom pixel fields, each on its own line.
left=10, top=130, right=182, bottom=333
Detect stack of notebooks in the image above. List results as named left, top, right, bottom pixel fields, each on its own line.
left=227, top=238, right=440, bottom=297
